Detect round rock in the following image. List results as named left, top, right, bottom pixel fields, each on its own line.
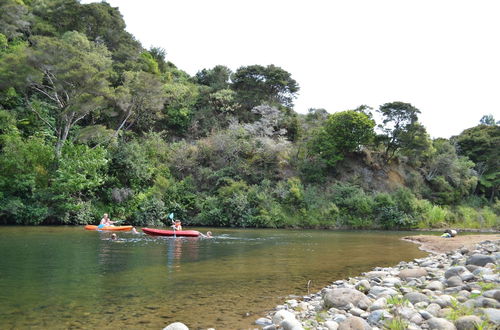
left=324, top=288, right=372, bottom=310
left=398, top=268, right=428, bottom=280
left=466, top=254, right=496, bottom=267
left=404, top=292, right=430, bottom=305
left=163, top=322, right=189, bottom=330
left=426, top=317, right=457, bottom=330
left=454, top=315, right=481, bottom=330
left=272, top=310, right=296, bottom=325
left=338, top=316, right=371, bottom=330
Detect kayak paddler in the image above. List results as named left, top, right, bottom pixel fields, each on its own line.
left=98, top=213, right=117, bottom=229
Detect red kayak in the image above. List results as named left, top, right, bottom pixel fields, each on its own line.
left=142, top=228, right=200, bottom=237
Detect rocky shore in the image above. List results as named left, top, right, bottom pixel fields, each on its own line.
left=253, top=239, right=500, bottom=330
left=163, top=237, right=499, bottom=330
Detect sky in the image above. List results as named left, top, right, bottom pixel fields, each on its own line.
left=91, top=0, right=500, bottom=138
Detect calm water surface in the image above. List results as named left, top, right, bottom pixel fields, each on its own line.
left=0, top=227, right=427, bottom=329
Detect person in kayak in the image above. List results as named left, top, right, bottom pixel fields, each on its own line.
left=98, top=213, right=117, bottom=229
left=171, top=219, right=182, bottom=231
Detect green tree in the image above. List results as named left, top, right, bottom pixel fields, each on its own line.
left=309, top=110, right=375, bottom=167
left=324, top=110, right=375, bottom=154
left=0, top=0, right=30, bottom=39
left=195, top=65, right=232, bottom=91
left=149, top=46, right=168, bottom=73
left=113, top=71, right=166, bottom=136
left=0, top=31, right=112, bottom=156
left=377, top=101, right=421, bottom=161
left=0, top=119, right=54, bottom=224
left=455, top=124, right=500, bottom=201
left=479, top=114, right=497, bottom=126
left=423, top=139, right=477, bottom=204
left=231, top=64, right=299, bottom=114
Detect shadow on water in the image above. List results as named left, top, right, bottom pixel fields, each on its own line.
left=0, top=226, right=428, bottom=329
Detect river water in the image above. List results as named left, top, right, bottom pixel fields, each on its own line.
left=0, top=227, right=427, bottom=329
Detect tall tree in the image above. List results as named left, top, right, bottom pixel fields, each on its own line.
left=310, top=110, right=375, bottom=167
left=231, top=64, right=299, bottom=113
left=377, top=101, right=421, bottom=161
left=0, top=31, right=112, bottom=156
left=113, top=71, right=166, bottom=135
left=0, top=0, right=30, bottom=39
left=455, top=124, right=500, bottom=201
left=195, top=65, right=232, bottom=91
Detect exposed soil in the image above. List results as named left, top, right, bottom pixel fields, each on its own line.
left=403, top=234, right=500, bottom=254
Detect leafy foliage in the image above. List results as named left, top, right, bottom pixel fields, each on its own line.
left=0, top=0, right=496, bottom=228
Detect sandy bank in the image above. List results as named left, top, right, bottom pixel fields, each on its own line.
left=403, top=234, right=500, bottom=254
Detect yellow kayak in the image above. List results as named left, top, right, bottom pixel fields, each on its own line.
left=84, top=225, right=133, bottom=232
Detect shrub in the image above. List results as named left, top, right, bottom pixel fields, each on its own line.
left=132, top=195, right=166, bottom=226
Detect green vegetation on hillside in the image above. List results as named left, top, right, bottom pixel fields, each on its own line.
left=0, top=0, right=498, bottom=229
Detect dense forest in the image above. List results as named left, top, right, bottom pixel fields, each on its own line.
left=0, top=0, right=498, bottom=229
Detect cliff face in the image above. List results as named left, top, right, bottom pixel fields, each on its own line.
left=334, top=150, right=424, bottom=194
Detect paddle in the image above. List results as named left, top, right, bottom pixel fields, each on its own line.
left=168, top=213, right=176, bottom=237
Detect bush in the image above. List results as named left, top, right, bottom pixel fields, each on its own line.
left=132, top=195, right=166, bottom=226
left=418, top=204, right=448, bottom=228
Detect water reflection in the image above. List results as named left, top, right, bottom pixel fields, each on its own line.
left=166, top=237, right=200, bottom=272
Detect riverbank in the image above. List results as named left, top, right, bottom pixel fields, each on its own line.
left=251, top=237, right=500, bottom=330
left=403, top=234, right=500, bottom=254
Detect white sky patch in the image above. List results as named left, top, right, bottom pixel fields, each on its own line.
left=86, top=0, right=500, bottom=138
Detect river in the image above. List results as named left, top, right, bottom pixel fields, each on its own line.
left=0, top=226, right=427, bottom=329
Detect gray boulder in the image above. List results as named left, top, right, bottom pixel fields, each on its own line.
left=445, top=276, right=463, bottom=287
left=426, top=280, right=444, bottom=291
left=481, top=308, right=500, bottom=325
left=427, top=317, right=457, bottom=330
left=466, top=254, right=496, bottom=267
left=272, top=310, right=296, bottom=325
left=324, top=320, right=339, bottom=330
left=263, top=325, right=277, bottom=330
left=354, top=280, right=370, bottom=293
left=382, top=277, right=402, bottom=287
left=368, top=297, right=387, bottom=311
left=426, top=303, right=442, bottom=316
left=494, top=290, right=500, bottom=302
left=280, top=318, right=304, bottom=330
left=399, top=268, right=428, bottom=280
left=163, top=322, right=189, bottom=330
left=363, top=271, right=389, bottom=278
left=454, top=315, right=481, bottom=330
left=433, top=295, right=457, bottom=308
left=367, top=309, right=392, bottom=325
left=481, top=273, right=499, bottom=282
left=255, top=318, right=273, bottom=326
left=404, top=292, right=430, bottom=305
left=419, top=309, right=434, bottom=320
left=338, top=316, right=371, bottom=330
left=482, top=289, right=500, bottom=300
left=473, top=297, right=500, bottom=308
left=324, top=288, right=372, bottom=310
left=444, top=266, right=467, bottom=279
left=368, top=286, right=398, bottom=298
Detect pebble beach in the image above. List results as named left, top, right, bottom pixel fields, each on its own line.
left=164, top=235, right=500, bottom=330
